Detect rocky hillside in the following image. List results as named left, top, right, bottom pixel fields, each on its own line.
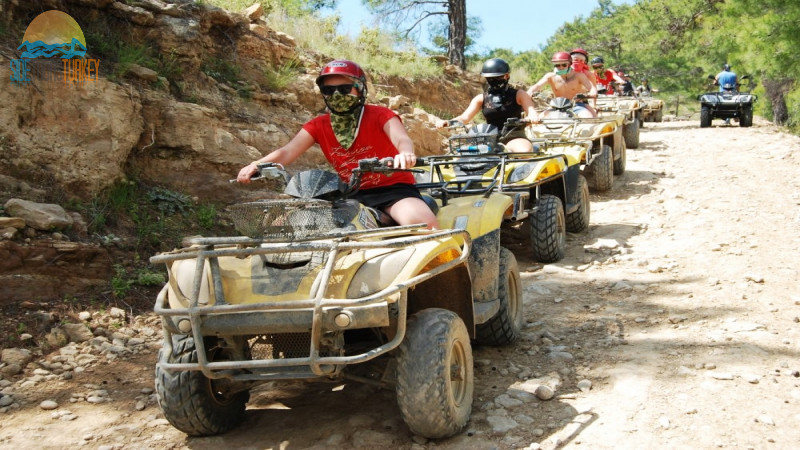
left=0, top=0, right=481, bottom=307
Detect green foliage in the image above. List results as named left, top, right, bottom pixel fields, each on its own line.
left=135, top=269, right=166, bottom=286
left=194, top=203, right=218, bottom=229
left=203, top=56, right=241, bottom=85
left=147, top=187, right=191, bottom=216
left=111, top=264, right=132, bottom=299
left=263, top=59, right=302, bottom=90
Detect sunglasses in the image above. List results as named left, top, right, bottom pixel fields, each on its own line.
left=554, top=63, right=570, bottom=69
left=320, top=83, right=357, bottom=96
left=592, top=65, right=604, bottom=69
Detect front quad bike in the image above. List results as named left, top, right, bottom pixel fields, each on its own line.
left=595, top=94, right=642, bottom=149
left=526, top=97, right=626, bottom=192
left=698, top=74, right=757, bottom=128
left=150, top=158, right=523, bottom=439
left=419, top=120, right=588, bottom=263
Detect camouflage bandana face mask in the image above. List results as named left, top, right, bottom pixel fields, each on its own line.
left=327, top=92, right=363, bottom=148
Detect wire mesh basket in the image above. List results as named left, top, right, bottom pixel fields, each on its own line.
left=227, top=199, right=336, bottom=240
left=448, top=132, right=499, bottom=154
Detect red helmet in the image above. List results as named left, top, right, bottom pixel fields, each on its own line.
left=315, top=59, right=367, bottom=90
left=551, top=52, right=571, bottom=63
left=570, top=48, right=588, bottom=60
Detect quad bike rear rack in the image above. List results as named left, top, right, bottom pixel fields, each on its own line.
left=150, top=225, right=472, bottom=381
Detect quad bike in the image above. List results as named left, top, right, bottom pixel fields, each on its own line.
left=594, top=92, right=643, bottom=149
left=149, top=158, right=523, bottom=439
left=526, top=96, right=626, bottom=192
left=698, top=74, right=757, bottom=128
left=418, top=119, right=589, bottom=263
left=639, top=92, right=664, bottom=123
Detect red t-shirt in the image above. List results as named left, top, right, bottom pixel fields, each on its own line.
left=596, top=70, right=616, bottom=94
left=302, top=105, right=415, bottom=189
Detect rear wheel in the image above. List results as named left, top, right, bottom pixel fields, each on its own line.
left=700, top=106, right=712, bottom=128
left=475, top=248, right=522, bottom=346
left=654, top=108, right=664, bottom=122
left=740, top=106, right=753, bottom=127
left=566, top=175, right=590, bottom=233
left=396, top=309, right=473, bottom=439
left=530, top=195, right=566, bottom=263
left=622, top=118, right=640, bottom=148
left=586, top=144, right=614, bottom=192
left=613, top=138, right=627, bottom=175
left=155, top=336, right=250, bottom=436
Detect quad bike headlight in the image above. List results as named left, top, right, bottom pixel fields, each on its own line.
left=738, top=95, right=753, bottom=103
left=507, top=163, right=534, bottom=184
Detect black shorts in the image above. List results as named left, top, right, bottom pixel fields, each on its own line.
left=500, top=128, right=527, bottom=144
left=351, top=183, right=423, bottom=209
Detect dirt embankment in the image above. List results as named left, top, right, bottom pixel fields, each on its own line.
left=2, top=118, right=800, bottom=449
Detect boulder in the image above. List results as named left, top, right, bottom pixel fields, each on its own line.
left=1, top=348, right=32, bottom=367
left=3, top=199, right=73, bottom=231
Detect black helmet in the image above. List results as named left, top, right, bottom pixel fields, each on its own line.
left=591, top=56, right=604, bottom=65
left=723, top=63, right=731, bottom=71
left=481, top=58, right=510, bottom=77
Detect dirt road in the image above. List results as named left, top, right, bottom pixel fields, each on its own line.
left=2, top=118, right=800, bottom=449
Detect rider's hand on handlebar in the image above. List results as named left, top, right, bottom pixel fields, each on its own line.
left=394, top=152, right=417, bottom=170
left=236, top=161, right=259, bottom=184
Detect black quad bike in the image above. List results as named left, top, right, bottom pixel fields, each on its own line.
left=698, top=74, right=757, bottom=128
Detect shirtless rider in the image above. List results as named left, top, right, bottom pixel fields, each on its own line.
left=527, top=51, right=597, bottom=118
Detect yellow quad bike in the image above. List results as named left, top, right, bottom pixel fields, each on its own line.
left=418, top=120, right=590, bottom=263
left=149, top=158, right=522, bottom=439
left=525, top=97, right=626, bottom=192
left=640, top=93, right=664, bottom=123
left=594, top=93, right=643, bottom=149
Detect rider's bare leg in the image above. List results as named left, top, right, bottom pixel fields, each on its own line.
left=505, top=137, right=533, bottom=153
left=385, top=197, right=439, bottom=229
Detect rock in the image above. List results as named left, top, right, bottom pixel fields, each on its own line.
left=756, top=414, right=775, bottom=426
left=3, top=199, right=73, bottom=231
left=109, top=307, right=127, bottom=319
left=40, top=400, right=58, bottom=410
left=487, top=415, right=519, bottom=433
left=127, top=64, right=159, bottom=82
left=78, top=311, right=92, bottom=321
left=62, top=323, right=94, bottom=343
left=576, top=379, right=592, bottom=392
left=0, top=395, right=14, bottom=407
left=0, top=217, right=25, bottom=229
left=535, top=385, right=555, bottom=401
left=110, top=1, right=156, bottom=26
left=495, top=394, right=524, bottom=408
left=1, top=348, right=32, bottom=367
left=244, top=3, right=263, bottom=21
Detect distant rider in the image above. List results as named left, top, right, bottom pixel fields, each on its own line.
left=437, top=58, right=540, bottom=153
left=527, top=51, right=597, bottom=118
left=715, top=63, right=737, bottom=92
left=636, top=78, right=655, bottom=95
left=591, top=56, right=625, bottom=95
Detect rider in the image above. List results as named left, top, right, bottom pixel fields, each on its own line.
left=591, top=56, right=625, bottom=95
left=527, top=51, right=597, bottom=118
left=636, top=77, right=655, bottom=95
left=437, top=58, right=540, bottom=153
left=715, top=63, right=737, bottom=92
left=237, top=59, right=438, bottom=229
left=617, top=70, right=636, bottom=96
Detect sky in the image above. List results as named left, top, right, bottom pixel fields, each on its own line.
left=323, top=0, right=635, bottom=54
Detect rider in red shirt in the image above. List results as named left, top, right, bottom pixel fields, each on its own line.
left=591, top=56, right=625, bottom=95
left=237, top=60, right=437, bottom=229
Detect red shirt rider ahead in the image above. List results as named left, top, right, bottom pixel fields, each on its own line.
left=591, top=56, right=625, bottom=95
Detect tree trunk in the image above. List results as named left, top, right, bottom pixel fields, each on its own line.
left=447, top=0, right=466, bottom=70
left=761, top=77, right=793, bottom=126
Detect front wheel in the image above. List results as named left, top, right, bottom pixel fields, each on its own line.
left=530, top=195, right=566, bottom=263
left=155, top=336, right=250, bottom=436
left=475, top=248, right=522, bottom=346
left=700, top=106, right=712, bottom=128
left=566, top=174, right=590, bottom=233
left=396, top=309, right=473, bottom=439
